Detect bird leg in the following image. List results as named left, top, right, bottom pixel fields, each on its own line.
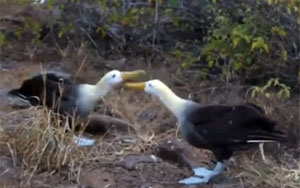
left=259, top=143, right=266, bottom=161
left=179, top=161, right=226, bottom=185
left=73, top=136, right=96, bottom=146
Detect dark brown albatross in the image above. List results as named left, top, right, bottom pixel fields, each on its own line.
left=9, top=70, right=146, bottom=119
left=124, top=79, right=286, bottom=185
left=8, top=70, right=146, bottom=146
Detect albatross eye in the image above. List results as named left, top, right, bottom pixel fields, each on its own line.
left=112, top=74, right=116, bottom=78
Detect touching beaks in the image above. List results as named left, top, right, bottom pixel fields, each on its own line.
left=124, top=82, right=146, bottom=90
left=121, top=70, right=147, bottom=82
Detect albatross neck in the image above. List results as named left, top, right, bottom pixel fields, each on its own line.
left=156, top=85, right=191, bottom=120
left=93, top=78, right=112, bottom=99
left=76, top=78, right=113, bottom=115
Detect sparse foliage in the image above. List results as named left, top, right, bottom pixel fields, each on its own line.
left=0, top=1, right=299, bottom=188
left=0, top=32, right=7, bottom=47
left=192, top=0, right=299, bottom=91
left=250, top=78, right=291, bottom=99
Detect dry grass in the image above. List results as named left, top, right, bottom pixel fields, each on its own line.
left=232, top=152, right=300, bottom=188
left=0, top=1, right=298, bottom=186
left=0, top=92, right=166, bottom=187
left=0, top=21, right=299, bottom=186
left=0, top=84, right=299, bottom=187
left=1, top=107, right=84, bottom=186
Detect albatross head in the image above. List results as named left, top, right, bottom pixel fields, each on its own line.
left=123, top=79, right=166, bottom=96
left=90, top=69, right=146, bottom=99
left=124, top=79, right=190, bottom=119
left=76, top=69, right=146, bottom=115
left=144, top=79, right=167, bottom=95
left=101, top=70, right=146, bottom=86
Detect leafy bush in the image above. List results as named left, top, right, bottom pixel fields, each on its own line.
left=250, top=78, right=291, bottom=99
left=2, top=0, right=299, bottom=94
left=184, top=0, right=299, bottom=93
left=0, top=32, right=7, bottom=47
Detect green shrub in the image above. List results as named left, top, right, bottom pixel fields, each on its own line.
left=180, top=0, right=299, bottom=92
left=5, top=0, right=299, bottom=94
left=0, top=32, right=7, bottom=47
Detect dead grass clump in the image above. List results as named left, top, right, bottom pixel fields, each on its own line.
left=106, top=90, right=175, bottom=128
left=104, top=89, right=178, bottom=142
left=234, top=152, right=300, bottom=188
left=1, top=107, right=88, bottom=185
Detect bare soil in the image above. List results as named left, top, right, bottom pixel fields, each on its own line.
left=0, top=3, right=299, bottom=188
left=0, top=48, right=299, bottom=188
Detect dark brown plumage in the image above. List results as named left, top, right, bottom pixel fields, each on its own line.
left=9, top=72, right=75, bottom=112
left=183, top=104, right=285, bottom=161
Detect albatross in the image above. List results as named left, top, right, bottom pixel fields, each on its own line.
left=9, top=70, right=146, bottom=146
left=9, top=70, right=146, bottom=118
left=124, top=79, right=286, bottom=185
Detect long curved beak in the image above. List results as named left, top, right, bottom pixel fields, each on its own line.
left=121, top=70, right=147, bottom=82
left=124, top=82, right=146, bottom=90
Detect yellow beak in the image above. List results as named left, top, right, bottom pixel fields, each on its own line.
left=124, top=82, right=146, bottom=90
left=121, top=70, right=147, bottom=82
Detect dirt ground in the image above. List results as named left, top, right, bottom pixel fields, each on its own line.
left=0, top=3, right=299, bottom=187
left=0, top=57, right=213, bottom=188
left=0, top=48, right=299, bottom=188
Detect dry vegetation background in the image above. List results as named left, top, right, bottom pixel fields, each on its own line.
left=0, top=0, right=299, bottom=188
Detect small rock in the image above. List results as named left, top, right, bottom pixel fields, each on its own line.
left=140, top=183, right=165, bottom=188
left=104, top=58, right=126, bottom=69
left=188, top=92, right=201, bottom=103
left=155, top=139, right=210, bottom=169
left=154, top=116, right=177, bottom=134
left=138, top=109, right=157, bottom=121
left=79, top=169, right=115, bottom=188
left=120, top=154, right=160, bottom=170
left=0, top=155, right=20, bottom=187
left=172, top=76, right=186, bottom=87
